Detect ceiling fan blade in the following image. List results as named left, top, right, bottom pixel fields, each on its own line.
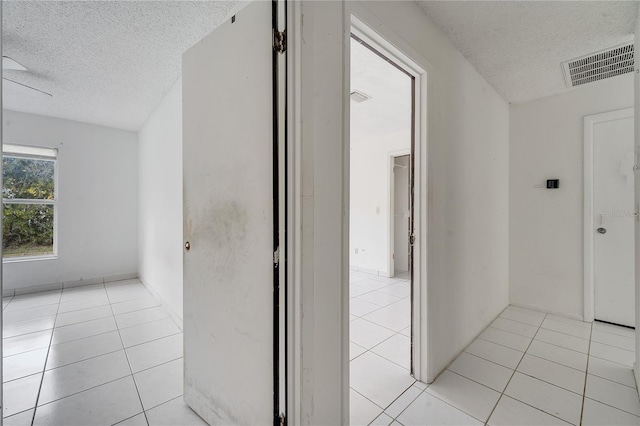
left=2, top=56, right=27, bottom=71
left=3, top=77, right=52, bottom=98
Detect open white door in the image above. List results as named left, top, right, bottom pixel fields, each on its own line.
left=182, top=1, right=285, bottom=424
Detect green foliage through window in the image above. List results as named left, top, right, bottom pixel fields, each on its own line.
left=2, top=155, right=56, bottom=258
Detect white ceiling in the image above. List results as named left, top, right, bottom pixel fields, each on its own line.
left=418, top=1, right=638, bottom=104
left=2, top=1, right=240, bottom=131
left=2, top=1, right=637, bottom=130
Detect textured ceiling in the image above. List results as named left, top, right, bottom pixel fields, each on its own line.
left=418, top=1, right=638, bottom=104
left=2, top=1, right=240, bottom=130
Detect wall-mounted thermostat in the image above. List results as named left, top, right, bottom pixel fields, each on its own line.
left=546, top=179, right=560, bottom=189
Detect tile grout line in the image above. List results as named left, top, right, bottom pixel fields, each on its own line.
left=4, top=314, right=178, bottom=385
left=477, top=331, right=588, bottom=356
left=350, top=329, right=411, bottom=370
left=483, top=313, right=548, bottom=425
left=580, top=322, right=594, bottom=425
left=33, top=373, right=134, bottom=411
left=104, top=287, right=151, bottom=426
left=29, top=288, right=65, bottom=426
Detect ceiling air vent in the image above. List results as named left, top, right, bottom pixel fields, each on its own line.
left=562, top=43, right=634, bottom=88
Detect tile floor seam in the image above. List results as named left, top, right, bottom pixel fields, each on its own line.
left=495, top=314, right=544, bottom=329
left=486, top=325, right=540, bottom=340
left=349, top=333, right=397, bottom=364
left=364, top=331, right=412, bottom=371
left=523, top=352, right=587, bottom=374
left=104, top=291, right=151, bottom=426
left=122, top=330, right=182, bottom=349
left=384, top=386, right=428, bottom=422
left=511, top=365, right=586, bottom=397
left=30, top=290, right=63, bottom=426
left=377, top=381, right=423, bottom=418
left=475, top=336, right=527, bottom=354
left=418, top=375, right=492, bottom=424
left=529, top=335, right=590, bottom=355
left=490, top=394, right=575, bottom=426
left=4, top=301, right=60, bottom=313
left=587, top=370, right=637, bottom=389
left=352, top=296, right=411, bottom=320
left=591, top=328, right=636, bottom=340
left=4, top=407, right=34, bottom=422
left=582, top=396, right=640, bottom=419
left=116, top=312, right=170, bottom=330
left=46, top=327, right=115, bottom=346
left=34, top=373, right=134, bottom=409
left=49, top=306, right=168, bottom=339
left=589, top=341, right=635, bottom=354
left=483, top=313, right=547, bottom=426
left=128, top=355, right=184, bottom=376
left=461, top=349, right=522, bottom=371
left=351, top=386, right=388, bottom=411
left=111, top=411, right=146, bottom=425
left=588, top=352, right=635, bottom=367
left=538, top=325, right=591, bottom=341
left=43, top=347, right=125, bottom=373
left=590, top=339, right=635, bottom=352
left=357, top=316, right=409, bottom=335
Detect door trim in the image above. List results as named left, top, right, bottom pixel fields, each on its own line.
left=388, top=150, right=411, bottom=278
left=350, top=9, right=429, bottom=384
left=583, top=107, right=634, bottom=323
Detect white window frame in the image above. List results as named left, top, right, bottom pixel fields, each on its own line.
left=2, top=144, right=58, bottom=262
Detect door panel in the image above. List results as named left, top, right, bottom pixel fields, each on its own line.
left=182, top=1, right=274, bottom=424
left=593, top=115, right=635, bottom=327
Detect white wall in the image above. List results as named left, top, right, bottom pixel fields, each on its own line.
left=294, top=4, right=510, bottom=417
left=138, top=79, right=183, bottom=320
left=351, top=1, right=510, bottom=380
left=510, top=74, right=634, bottom=319
left=2, top=110, right=138, bottom=292
left=350, top=38, right=412, bottom=277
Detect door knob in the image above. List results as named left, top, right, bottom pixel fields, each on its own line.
left=185, top=241, right=191, bottom=251
left=597, top=228, right=607, bottom=234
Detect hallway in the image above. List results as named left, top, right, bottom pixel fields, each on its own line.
left=351, top=289, right=639, bottom=425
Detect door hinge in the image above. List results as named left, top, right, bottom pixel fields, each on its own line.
left=279, top=413, right=286, bottom=426
left=273, top=29, right=286, bottom=53
left=273, top=247, right=280, bottom=267
left=409, top=234, right=415, bottom=245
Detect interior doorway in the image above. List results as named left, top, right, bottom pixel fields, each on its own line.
left=348, top=31, right=420, bottom=425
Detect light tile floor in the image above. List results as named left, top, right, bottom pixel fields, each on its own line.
left=350, top=274, right=640, bottom=426
left=4, top=275, right=638, bottom=425
left=2, top=279, right=206, bottom=426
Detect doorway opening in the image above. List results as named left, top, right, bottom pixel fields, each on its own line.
left=348, top=30, right=421, bottom=424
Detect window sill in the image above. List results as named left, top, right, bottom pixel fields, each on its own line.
left=3, top=255, right=58, bottom=264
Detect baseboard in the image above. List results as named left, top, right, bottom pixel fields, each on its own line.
left=510, top=302, right=584, bottom=322
left=349, top=264, right=392, bottom=278
left=4, top=271, right=139, bottom=298
left=138, top=274, right=183, bottom=330
left=104, top=272, right=139, bottom=283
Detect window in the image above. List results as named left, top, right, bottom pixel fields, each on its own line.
left=2, top=144, right=58, bottom=260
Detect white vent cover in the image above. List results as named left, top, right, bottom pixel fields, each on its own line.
left=562, top=44, right=634, bottom=88
left=350, top=90, right=371, bottom=103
